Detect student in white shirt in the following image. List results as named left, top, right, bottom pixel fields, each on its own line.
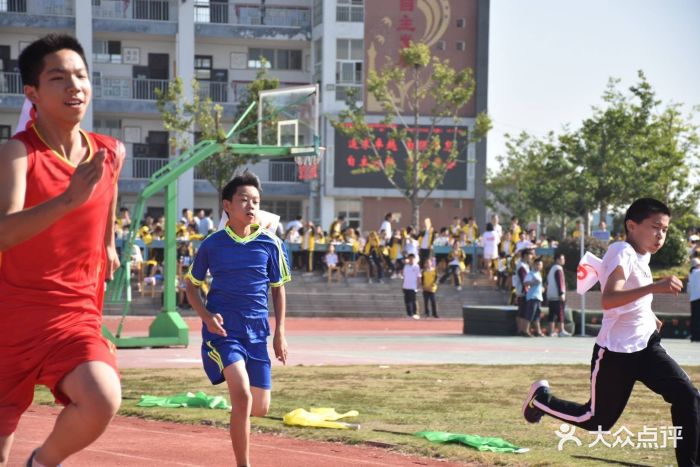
left=402, top=254, right=421, bottom=319
left=523, top=198, right=699, bottom=467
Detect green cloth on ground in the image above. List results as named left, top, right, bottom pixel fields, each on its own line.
left=283, top=407, right=360, bottom=430
left=415, top=431, right=529, bottom=453
left=137, top=392, right=231, bottom=410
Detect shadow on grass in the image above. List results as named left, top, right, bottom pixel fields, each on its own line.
left=571, top=454, right=653, bottom=466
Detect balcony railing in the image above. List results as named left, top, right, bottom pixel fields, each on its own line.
left=94, top=77, right=172, bottom=101
left=122, top=157, right=208, bottom=180
left=336, top=5, right=363, bottom=22
left=194, top=2, right=310, bottom=28
left=0, top=0, right=74, bottom=16
left=0, top=72, right=22, bottom=95
left=197, top=81, right=229, bottom=103
left=269, top=161, right=298, bottom=182
left=93, top=0, right=175, bottom=22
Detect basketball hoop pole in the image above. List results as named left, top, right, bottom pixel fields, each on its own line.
left=104, top=86, right=322, bottom=348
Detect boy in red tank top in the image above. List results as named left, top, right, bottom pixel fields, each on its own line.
left=0, top=34, right=123, bottom=467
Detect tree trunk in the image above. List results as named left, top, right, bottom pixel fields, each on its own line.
left=583, top=209, right=591, bottom=237
left=560, top=214, right=567, bottom=240
left=411, top=65, right=420, bottom=228
left=411, top=196, right=420, bottom=229
left=599, top=202, right=608, bottom=230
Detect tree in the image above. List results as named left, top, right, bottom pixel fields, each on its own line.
left=155, top=65, right=279, bottom=212
left=332, top=42, right=491, bottom=227
left=488, top=71, right=700, bottom=235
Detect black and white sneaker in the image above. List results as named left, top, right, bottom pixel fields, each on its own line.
left=522, top=379, right=549, bottom=424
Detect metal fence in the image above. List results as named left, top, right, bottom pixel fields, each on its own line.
left=93, top=0, right=175, bottom=21
left=0, top=72, right=22, bottom=95
left=0, top=0, right=74, bottom=16
left=94, top=77, right=172, bottom=101
left=269, top=161, right=298, bottom=182
left=193, top=1, right=309, bottom=28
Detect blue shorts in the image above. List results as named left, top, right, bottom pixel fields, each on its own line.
left=201, top=337, right=271, bottom=389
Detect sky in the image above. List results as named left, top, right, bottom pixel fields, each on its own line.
left=487, top=0, right=700, bottom=171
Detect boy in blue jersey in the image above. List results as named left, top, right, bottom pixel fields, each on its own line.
left=185, top=171, right=290, bottom=467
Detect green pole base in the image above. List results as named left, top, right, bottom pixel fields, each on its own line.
left=101, top=311, right=189, bottom=348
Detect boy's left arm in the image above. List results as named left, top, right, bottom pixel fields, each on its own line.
left=104, top=143, right=124, bottom=280
left=271, top=285, right=287, bottom=365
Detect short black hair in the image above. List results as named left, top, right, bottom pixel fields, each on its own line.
left=407, top=253, right=416, bottom=258
left=19, top=34, right=88, bottom=88
left=385, top=212, right=392, bottom=220
left=486, top=222, right=493, bottom=231
left=221, top=171, right=261, bottom=201
left=624, top=198, right=671, bottom=234
left=521, top=248, right=533, bottom=258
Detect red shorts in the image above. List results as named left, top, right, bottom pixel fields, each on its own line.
left=0, top=321, right=119, bottom=436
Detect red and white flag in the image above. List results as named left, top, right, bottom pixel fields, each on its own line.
left=577, top=251, right=604, bottom=294
left=14, top=97, right=36, bottom=135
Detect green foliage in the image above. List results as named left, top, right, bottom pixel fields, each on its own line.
left=650, top=223, right=688, bottom=268
left=488, top=71, right=700, bottom=231
left=555, top=236, right=610, bottom=291
left=332, top=41, right=491, bottom=226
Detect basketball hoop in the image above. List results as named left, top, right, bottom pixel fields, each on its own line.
left=293, top=147, right=325, bottom=181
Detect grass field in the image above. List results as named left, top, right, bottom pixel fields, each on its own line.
left=35, top=364, right=698, bottom=466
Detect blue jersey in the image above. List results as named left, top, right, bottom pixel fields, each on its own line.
left=187, top=224, right=291, bottom=342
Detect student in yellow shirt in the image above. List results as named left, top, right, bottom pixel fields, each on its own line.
left=422, top=259, right=439, bottom=318
left=510, top=216, right=522, bottom=244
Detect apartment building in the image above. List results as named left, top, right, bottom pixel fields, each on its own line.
left=0, top=0, right=489, bottom=231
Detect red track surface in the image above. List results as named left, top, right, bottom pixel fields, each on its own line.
left=12, top=318, right=471, bottom=466
left=12, top=406, right=466, bottom=467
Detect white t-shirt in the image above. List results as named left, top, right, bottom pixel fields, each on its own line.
left=379, top=220, right=392, bottom=240
left=597, top=241, right=656, bottom=353
left=493, top=223, right=503, bottom=239
left=482, top=231, right=499, bottom=259
left=404, top=238, right=419, bottom=257
left=325, top=252, right=338, bottom=266
left=546, top=264, right=565, bottom=301
left=688, top=268, right=700, bottom=302
left=402, top=263, right=421, bottom=290
left=420, top=229, right=432, bottom=249
left=286, top=219, right=303, bottom=233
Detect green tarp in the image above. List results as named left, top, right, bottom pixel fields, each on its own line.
left=415, top=431, right=529, bottom=453
left=137, top=392, right=231, bottom=410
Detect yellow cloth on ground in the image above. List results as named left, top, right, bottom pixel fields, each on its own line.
left=283, top=407, right=360, bottom=430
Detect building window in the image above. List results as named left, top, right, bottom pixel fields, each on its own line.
left=248, top=48, right=303, bottom=70
left=195, top=55, right=212, bottom=80
left=93, top=119, right=122, bottom=139
left=456, top=18, right=465, bottom=28
left=313, top=0, right=322, bottom=26
left=456, top=41, right=466, bottom=51
left=0, top=125, right=10, bottom=144
left=93, top=40, right=121, bottom=64
left=336, top=39, right=363, bottom=101
left=437, top=40, right=446, bottom=51
left=260, top=200, right=302, bottom=225
left=336, top=0, right=363, bottom=22
left=335, top=199, right=361, bottom=231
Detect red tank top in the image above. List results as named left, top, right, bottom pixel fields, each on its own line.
left=0, top=125, right=124, bottom=333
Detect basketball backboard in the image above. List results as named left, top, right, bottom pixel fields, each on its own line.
left=258, top=84, right=319, bottom=149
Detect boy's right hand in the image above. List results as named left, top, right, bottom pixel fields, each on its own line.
left=63, top=149, right=106, bottom=207
left=204, top=312, right=227, bottom=336
left=653, top=276, right=682, bottom=294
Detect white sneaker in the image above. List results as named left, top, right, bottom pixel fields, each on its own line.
left=558, top=330, right=572, bottom=337
left=457, top=286, right=462, bottom=291
left=412, top=313, right=420, bottom=320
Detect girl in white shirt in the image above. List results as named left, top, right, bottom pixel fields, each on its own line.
left=522, top=198, right=698, bottom=467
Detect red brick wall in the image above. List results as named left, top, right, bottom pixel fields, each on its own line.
left=361, top=197, right=475, bottom=234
